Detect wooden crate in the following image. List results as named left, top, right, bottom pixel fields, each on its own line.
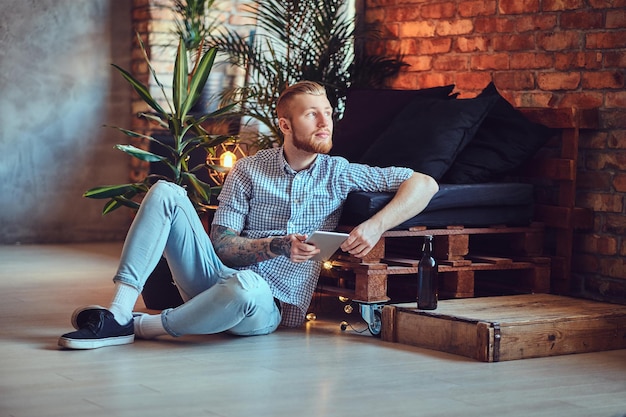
left=381, top=294, right=626, bottom=362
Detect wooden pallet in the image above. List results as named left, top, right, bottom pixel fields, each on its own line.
left=318, top=223, right=550, bottom=303
left=381, top=294, right=626, bottom=362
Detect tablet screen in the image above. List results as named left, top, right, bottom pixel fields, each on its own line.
left=306, top=231, right=349, bottom=261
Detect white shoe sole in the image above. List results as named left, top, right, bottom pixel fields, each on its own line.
left=58, top=334, right=134, bottom=350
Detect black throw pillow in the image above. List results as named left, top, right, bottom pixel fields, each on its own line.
left=442, top=82, right=554, bottom=184
left=331, top=85, right=456, bottom=162
left=359, top=91, right=499, bottom=180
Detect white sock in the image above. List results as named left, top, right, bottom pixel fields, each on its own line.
left=134, top=313, right=167, bottom=339
left=108, top=282, right=140, bottom=326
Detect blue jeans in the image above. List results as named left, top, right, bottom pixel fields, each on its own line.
left=113, top=181, right=281, bottom=337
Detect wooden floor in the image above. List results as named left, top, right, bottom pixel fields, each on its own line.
left=1, top=243, right=625, bottom=417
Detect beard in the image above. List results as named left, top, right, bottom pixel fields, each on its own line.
left=292, top=129, right=333, bottom=154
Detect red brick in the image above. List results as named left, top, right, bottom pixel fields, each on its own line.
left=474, top=16, right=516, bottom=33
left=512, top=91, right=555, bottom=107
left=368, top=0, right=398, bottom=6
left=499, top=0, right=540, bottom=14
left=613, top=174, right=626, bottom=192
left=413, top=72, right=456, bottom=88
left=470, top=53, right=509, bottom=70
left=578, top=192, right=623, bottom=213
left=458, top=0, right=497, bottom=16
left=577, top=170, right=612, bottom=190
left=422, top=2, right=457, bottom=18
left=537, top=72, right=581, bottom=90
left=608, top=130, right=626, bottom=149
left=492, top=33, right=535, bottom=51
left=402, top=55, right=434, bottom=71
left=436, top=19, right=474, bottom=36
left=561, top=11, right=604, bottom=29
left=586, top=32, right=626, bottom=49
left=455, top=72, right=493, bottom=90
left=555, top=52, right=603, bottom=70
left=399, top=21, right=436, bottom=37
left=603, top=109, right=626, bottom=129
left=386, top=6, right=422, bottom=22
left=455, top=36, right=490, bottom=52
left=579, top=130, right=609, bottom=150
left=543, top=0, right=585, bottom=11
left=579, top=234, right=618, bottom=256
left=559, top=92, right=604, bottom=108
left=606, top=91, right=626, bottom=108
left=538, top=31, right=582, bottom=51
left=582, top=71, right=625, bottom=89
left=413, top=38, right=453, bottom=54
left=588, top=0, right=626, bottom=8
left=585, top=151, right=626, bottom=170
left=604, top=213, right=626, bottom=235
left=515, top=15, right=557, bottom=32
left=605, top=51, right=626, bottom=67
left=598, top=258, right=626, bottom=280
left=493, top=72, right=535, bottom=89
left=433, top=55, right=470, bottom=71
left=606, top=10, right=626, bottom=29
left=365, top=8, right=385, bottom=24
left=510, top=52, right=554, bottom=69
left=390, top=73, right=423, bottom=90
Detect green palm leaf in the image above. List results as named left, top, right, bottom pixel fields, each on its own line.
left=115, top=144, right=166, bottom=163
left=173, top=40, right=189, bottom=116
left=111, top=64, right=165, bottom=115
left=181, top=47, right=217, bottom=118
left=84, top=183, right=142, bottom=199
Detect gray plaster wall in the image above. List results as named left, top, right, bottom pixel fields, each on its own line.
left=0, top=0, right=133, bottom=243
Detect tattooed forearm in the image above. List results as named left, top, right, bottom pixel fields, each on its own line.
left=210, top=224, right=286, bottom=267
left=269, top=236, right=291, bottom=257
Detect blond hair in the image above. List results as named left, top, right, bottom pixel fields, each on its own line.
left=276, top=81, right=328, bottom=119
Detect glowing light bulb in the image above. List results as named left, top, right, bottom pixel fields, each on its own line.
left=338, top=296, right=349, bottom=303
left=306, top=312, right=317, bottom=321
left=220, top=151, right=237, bottom=168
left=322, top=261, right=333, bottom=270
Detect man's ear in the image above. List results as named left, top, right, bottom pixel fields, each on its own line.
left=278, top=117, right=291, bottom=135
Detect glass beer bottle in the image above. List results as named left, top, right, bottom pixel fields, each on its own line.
left=417, top=235, right=438, bottom=310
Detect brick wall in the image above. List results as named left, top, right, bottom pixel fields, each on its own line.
left=364, top=0, right=626, bottom=303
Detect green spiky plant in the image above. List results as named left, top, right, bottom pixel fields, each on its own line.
left=207, top=0, right=407, bottom=148
left=84, top=34, right=235, bottom=215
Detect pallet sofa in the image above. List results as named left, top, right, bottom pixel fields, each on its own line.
left=318, top=83, right=598, bottom=324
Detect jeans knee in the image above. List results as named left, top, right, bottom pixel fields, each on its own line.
left=225, top=271, right=269, bottom=310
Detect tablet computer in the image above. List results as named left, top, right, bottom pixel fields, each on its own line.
left=305, top=231, right=350, bottom=261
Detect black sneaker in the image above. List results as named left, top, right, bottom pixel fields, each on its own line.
left=58, top=308, right=134, bottom=350
left=70, top=304, right=106, bottom=329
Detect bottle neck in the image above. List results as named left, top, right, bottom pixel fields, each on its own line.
left=422, top=236, right=433, bottom=253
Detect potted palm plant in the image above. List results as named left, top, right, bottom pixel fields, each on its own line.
left=206, top=0, right=407, bottom=148
left=84, top=33, right=236, bottom=309
left=85, top=34, right=234, bottom=216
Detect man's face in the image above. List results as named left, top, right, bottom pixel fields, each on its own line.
left=282, top=93, right=333, bottom=154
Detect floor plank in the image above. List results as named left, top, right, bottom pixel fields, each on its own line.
left=1, top=242, right=625, bottom=417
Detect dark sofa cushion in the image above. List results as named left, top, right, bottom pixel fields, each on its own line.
left=331, top=85, right=456, bottom=162
left=340, top=183, right=534, bottom=229
left=359, top=91, right=499, bottom=180
left=442, top=83, right=554, bottom=184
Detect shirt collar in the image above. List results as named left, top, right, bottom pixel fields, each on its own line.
left=278, top=147, right=322, bottom=175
